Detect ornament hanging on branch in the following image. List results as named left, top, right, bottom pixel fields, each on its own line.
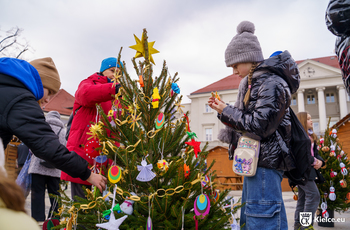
left=321, top=199, right=329, bottom=218
left=329, top=183, right=337, bottom=201
left=340, top=179, right=347, bottom=188
left=85, top=139, right=101, bottom=160
left=330, top=169, right=337, bottom=178
left=340, top=162, right=348, bottom=175
left=136, top=155, right=156, bottom=182
left=120, top=192, right=137, bottom=215
left=155, top=112, right=165, bottom=129
left=152, top=87, right=160, bottom=108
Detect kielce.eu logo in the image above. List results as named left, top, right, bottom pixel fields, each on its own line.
left=300, top=212, right=312, bottom=227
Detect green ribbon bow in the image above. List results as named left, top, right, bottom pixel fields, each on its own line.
left=187, top=131, right=197, bottom=139
left=102, top=204, right=121, bottom=218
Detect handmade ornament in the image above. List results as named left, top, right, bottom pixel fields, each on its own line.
left=330, top=144, right=335, bottom=151
left=211, top=91, right=221, bottom=101
left=146, top=197, right=153, bottom=230
left=330, top=169, right=337, bottom=178
left=137, top=157, right=156, bottom=182
left=170, top=82, right=180, bottom=95
left=129, top=32, right=159, bottom=65
left=322, top=146, right=330, bottom=152
left=138, top=75, right=144, bottom=87
left=184, top=163, right=190, bottom=178
left=85, top=140, right=101, bottom=159
left=194, top=194, right=211, bottom=218
left=201, top=175, right=210, bottom=188
left=152, top=87, right=160, bottom=108
left=321, top=200, right=329, bottom=218
left=97, top=185, right=128, bottom=230
left=155, top=112, right=165, bottom=129
left=293, top=194, right=298, bottom=200
left=329, top=185, right=336, bottom=201
left=185, top=139, right=201, bottom=158
left=330, top=128, right=337, bottom=138
left=108, top=165, right=122, bottom=183
left=330, top=150, right=336, bottom=157
left=43, top=218, right=60, bottom=230
left=340, top=162, right=348, bottom=175
left=157, top=159, right=169, bottom=172
left=320, top=138, right=324, bottom=144
left=337, top=154, right=342, bottom=160
left=120, top=192, right=137, bottom=215
left=128, top=110, right=142, bottom=131
left=95, top=155, right=108, bottom=164
left=324, top=192, right=328, bottom=199
left=187, top=131, right=197, bottom=139
left=211, top=190, right=219, bottom=203
left=340, top=150, right=345, bottom=157
left=340, top=179, right=347, bottom=188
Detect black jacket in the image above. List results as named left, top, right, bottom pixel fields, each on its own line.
left=219, top=51, right=299, bottom=171
left=309, top=141, right=325, bottom=181
left=0, top=73, right=91, bottom=181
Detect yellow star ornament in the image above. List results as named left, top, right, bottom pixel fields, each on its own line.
left=129, top=33, right=159, bottom=65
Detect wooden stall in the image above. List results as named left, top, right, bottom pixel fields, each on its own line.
left=207, top=146, right=243, bottom=191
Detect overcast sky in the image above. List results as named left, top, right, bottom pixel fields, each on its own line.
left=1, top=0, right=336, bottom=103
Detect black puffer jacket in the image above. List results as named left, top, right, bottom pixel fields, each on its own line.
left=0, top=74, right=91, bottom=181
left=219, top=51, right=299, bottom=171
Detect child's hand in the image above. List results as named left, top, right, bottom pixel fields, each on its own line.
left=209, top=98, right=227, bottom=114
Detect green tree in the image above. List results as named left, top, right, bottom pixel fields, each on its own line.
left=54, top=29, right=235, bottom=230
left=317, top=119, right=350, bottom=212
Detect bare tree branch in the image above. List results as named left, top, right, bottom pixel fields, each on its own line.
left=0, top=27, right=33, bottom=59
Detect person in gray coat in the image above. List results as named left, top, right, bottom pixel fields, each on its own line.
left=28, top=111, right=65, bottom=222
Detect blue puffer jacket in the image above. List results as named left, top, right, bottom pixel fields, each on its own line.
left=219, top=51, right=299, bottom=171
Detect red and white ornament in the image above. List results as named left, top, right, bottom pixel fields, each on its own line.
left=331, top=129, right=337, bottom=138
left=330, top=169, right=337, bottom=178
left=340, top=162, right=348, bottom=175
left=329, top=186, right=336, bottom=201
left=85, top=140, right=101, bottom=159
left=320, top=138, right=324, bottom=144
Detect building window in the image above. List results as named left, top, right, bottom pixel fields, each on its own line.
left=291, top=96, right=297, bottom=106
left=307, top=94, right=315, bottom=104
left=205, top=128, right=213, bottom=141
left=326, top=93, right=335, bottom=103
left=205, top=104, right=212, bottom=113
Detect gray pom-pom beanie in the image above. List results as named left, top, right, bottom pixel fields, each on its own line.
left=225, top=21, right=264, bottom=67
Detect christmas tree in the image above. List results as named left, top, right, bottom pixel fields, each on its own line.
left=53, top=29, right=237, bottom=230
left=317, top=118, right=350, bottom=213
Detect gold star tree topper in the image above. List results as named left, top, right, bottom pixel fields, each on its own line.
left=129, top=31, right=159, bottom=65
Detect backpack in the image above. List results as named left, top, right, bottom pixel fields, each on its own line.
left=284, top=108, right=314, bottom=189
left=65, top=106, right=81, bottom=141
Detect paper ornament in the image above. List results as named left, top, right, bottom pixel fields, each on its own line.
left=171, top=82, right=180, bottom=94
left=184, top=163, right=190, bottom=178
left=129, top=33, right=159, bottom=65
left=340, top=150, right=345, bottom=156
left=340, top=179, right=347, bottom=188
left=120, top=192, right=137, bottom=215
left=85, top=140, right=101, bottom=159
left=329, top=186, right=336, bottom=201
left=320, top=138, right=324, bottom=144
left=340, top=162, right=348, bottom=175
left=155, top=112, right=165, bottom=129
left=96, top=214, right=127, bottom=230
left=152, top=87, right=160, bottom=108
left=137, top=157, right=156, bottom=182
left=211, top=190, right=219, bottom=203
left=330, top=150, right=336, bottom=157
left=330, top=145, right=335, bottom=151
left=108, top=165, right=122, bottom=183
left=321, top=200, right=329, bottom=218
left=201, top=175, right=210, bottom=188
left=185, top=139, right=201, bottom=158
left=139, top=75, right=144, bottom=87
left=157, top=159, right=169, bottom=172
left=322, top=146, right=330, bottom=152
left=146, top=216, right=152, bottom=230
left=194, top=194, right=210, bottom=218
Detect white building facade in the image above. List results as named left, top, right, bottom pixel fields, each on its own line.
left=182, top=56, right=349, bottom=149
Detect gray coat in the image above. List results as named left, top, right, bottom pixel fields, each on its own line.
left=28, top=111, right=66, bottom=178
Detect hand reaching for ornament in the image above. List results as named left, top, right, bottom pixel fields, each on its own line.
left=208, top=97, right=227, bottom=114
left=314, top=159, right=323, bottom=170
left=87, top=172, right=107, bottom=192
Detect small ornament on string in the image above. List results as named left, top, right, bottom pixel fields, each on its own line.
left=330, top=169, right=337, bottom=178
left=230, top=198, right=239, bottom=230
left=146, top=196, right=154, bottom=230
left=321, top=198, right=329, bottom=218
left=136, top=155, right=156, bottom=182
left=329, top=181, right=336, bottom=201
left=85, top=139, right=101, bottom=160
left=194, top=173, right=211, bottom=230
left=120, top=192, right=137, bottom=215
left=201, top=175, right=210, bottom=188
left=181, top=206, right=185, bottom=230
left=320, top=138, right=324, bottom=145
left=170, top=82, right=180, bottom=97
left=330, top=128, right=337, bottom=138
left=152, top=87, right=160, bottom=108
left=157, top=141, right=169, bottom=172
left=340, top=179, right=347, bottom=188
left=322, top=146, right=330, bottom=152
left=155, top=112, right=165, bottom=129
left=340, top=162, right=348, bottom=175
left=183, top=153, right=190, bottom=179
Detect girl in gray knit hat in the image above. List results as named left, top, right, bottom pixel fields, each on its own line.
left=209, top=21, right=300, bottom=230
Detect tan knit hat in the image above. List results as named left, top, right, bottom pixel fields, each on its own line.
left=30, top=57, right=61, bottom=94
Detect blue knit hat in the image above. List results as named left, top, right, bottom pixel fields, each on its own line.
left=100, top=57, right=123, bottom=73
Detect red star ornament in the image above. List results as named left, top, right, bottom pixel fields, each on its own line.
left=185, top=139, right=201, bottom=157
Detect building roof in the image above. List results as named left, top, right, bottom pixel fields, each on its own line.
left=191, top=74, right=242, bottom=95
left=333, top=113, right=350, bottom=129
left=42, top=89, right=74, bottom=116
left=191, top=55, right=339, bottom=95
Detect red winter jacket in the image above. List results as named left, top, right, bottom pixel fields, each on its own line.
left=61, top=73, right=117, bottom=185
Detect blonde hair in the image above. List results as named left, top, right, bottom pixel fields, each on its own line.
left=0, top=176, right=26, bottom=212
left=243, top=63, right=258, bottom=108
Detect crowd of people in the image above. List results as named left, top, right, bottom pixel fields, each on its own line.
left=0, top=0, right=349, bottom=229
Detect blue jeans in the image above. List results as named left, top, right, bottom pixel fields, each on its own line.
left=240, top=167, right=288, bottom=230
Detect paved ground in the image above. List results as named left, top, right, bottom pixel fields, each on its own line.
left=25, top=185, right=349, bottom=229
